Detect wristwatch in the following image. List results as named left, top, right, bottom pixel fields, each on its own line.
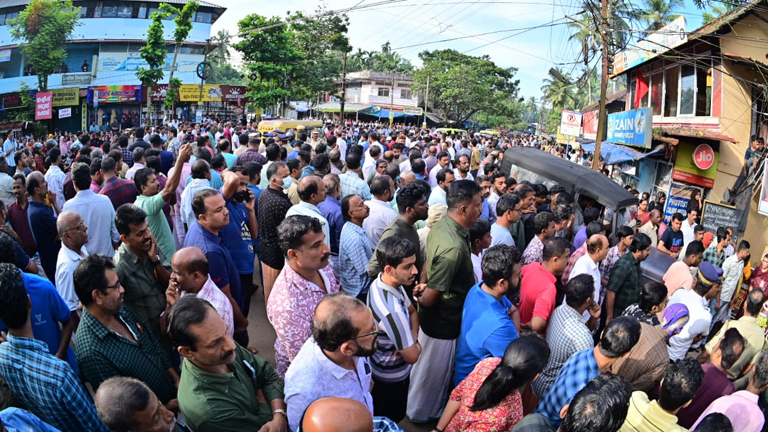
left=150, top=255, right=161, bottom=266
left=273, top=409, right=287, bottom=418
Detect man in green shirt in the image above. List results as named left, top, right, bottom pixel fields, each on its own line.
left=408, top=180, right=482, bottom=422
left=606, top=233, right=653, bottom=324
left=168, top=295, right=286, bottom=432
left=133, top=143, right=192, bottom=264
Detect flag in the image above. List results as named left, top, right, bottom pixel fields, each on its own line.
left=635, top=71, right=649, bottom=109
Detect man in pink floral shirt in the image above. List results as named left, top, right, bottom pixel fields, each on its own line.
left=267, top=215, right=340, bottom=377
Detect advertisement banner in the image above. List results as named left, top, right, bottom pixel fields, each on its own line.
left=582, top=111, right=598, bottom=140
left=612, top=16, right=687, bottom=76
left=88, top=85, right=142, bottom=104
left=672, top=141, right=719, bottom=188
left=179, top=84, right=221, bottom=102
left=59, top=107, right=72, bottom=119
left=0, top=49, right=11, bottom=63
left=35, top=92, right=53, bottom=120
left=98, top=52, right=202, bottom=72
left=61, top=73, right=91, bottom=86
left=81, top=100, right=87, bottom=131
left=556, top=127, right=578, bottom=146
left=560, top=110, right=582, bottom=137
left=665, top=181, right=703, bottom=222
left=148, top=85, right=170, bottom=102
left=52, top=88, right=79, bottom=107
left=606, top=107, right=652, bottom=148
left=220, top=85, right=246, bottom=104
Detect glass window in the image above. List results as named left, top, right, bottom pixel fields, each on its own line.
left=664, top=65, right=679, bottom=117
left=696, top=66, right=712, bottom=116
left=640, top=75, right=649, bottom=107
left=79, top=5, right=88, bottom=18
left=377, top=87, right=389, bottom=97
left=179, top=46, right=204, bottom=54
left=101, top=42, right=129, bottom=52
left=195, top=11, right=212, bottom=23
left=101, top=3, right=118, bottom=17
left=650, top=73, right=662, bottom=116
left=137, top=3, right=147, bottom=18
left=629, top=71, right=636, bottom=109
left=117, top=5, right=133, bottom=18
left=93, top=2, right=102, bottom=18
left=401, top=89, right=412, bottom=99
left=679, top=64, right=695, bottom=115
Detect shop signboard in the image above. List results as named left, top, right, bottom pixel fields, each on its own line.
left=665, top=181, right=703, bottom=222
left=88, top=85, right=142, bottom=104
left=52, top=88, right=79, bottom=107
left=612, top=16, right=687, bottom=76
left=556, top=127, right=578, bottom=146
left=582, top=110, right=598, bottom=140
left=61, top=73, right=91, bottom=86
left=98, top=52, right=202, bottom=72
left=220, top=85, right=246, bottom=104
left=672, top=141, right=719, bottom=188
left=0, top=49, right=11, bottom=63
left=1, top=90, right=35, bottom=110
left=606, top=107, right=652, bottom=148
left=81, top=100, right=87, bottom=131
left=59, top=107, right=72, bottom=119
left=560, top=110, right=582, bottom=137
left=179, top=84, right=221, bottom=102
left=35, top=92, right=53, bottom=120
left=149, top=85, right=170, bottom=102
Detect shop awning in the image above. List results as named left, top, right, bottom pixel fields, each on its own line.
left=0, top=121, right=26, bottom=133
left=315, top=102, right=372, bottom=113
left=723, top=53, right=768, bottom=74
left=581, top=142, right=664, bottom=165
left=425, top=113, right=443, bottom=123
left=656, top=127, right=738, bottom=144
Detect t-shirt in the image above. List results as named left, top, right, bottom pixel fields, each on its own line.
left=184, top=223, right=243, bottom=309
left=490, top=223, right=515, bottom=247
left=134, top=193, right=176, bottom=265
left=219, top=196, right=255, bottom=275
left=660, top=228, right=684, bottom=254
left=519, top=263, right=557, bottom=328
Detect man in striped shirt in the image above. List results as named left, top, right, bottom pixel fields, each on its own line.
left=367, top=236, right=422, bottom=422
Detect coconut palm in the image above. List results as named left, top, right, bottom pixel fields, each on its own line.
left=541, top=68, right=578, bottom=110
left=632, top=0, right=684, bottom=31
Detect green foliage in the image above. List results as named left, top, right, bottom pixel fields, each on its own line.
left=630, top=0, right=684, bottom=30
left=8, top=83, right=34, bottom=122
left=159, top=2, right=198, bottom=111
left=7, top=0, right=80, bottom=91
left=412, top=49, right=519, bottom=125
left=347, top=42, right=414, bottom=73
left=136, top=10, right=168, bottom=88
left=209, top=63, right=245, bottom=85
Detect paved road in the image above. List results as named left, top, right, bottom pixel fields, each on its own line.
left=246, top=291, right=435, bottom=432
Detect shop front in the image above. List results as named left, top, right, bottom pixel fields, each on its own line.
left=52, top=88, right=82, bottom=132
left=87, top=85, right=143, bottom=131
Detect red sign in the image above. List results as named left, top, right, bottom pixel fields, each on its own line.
left=148, top=84, right=170, bottom=102
left=672, top=169, right=714, bottom=189
left=693, top=144, right=715, bottom=170
left=35, top=92, right=52, bottom=120
left=220, top=85, right=246, bottom=104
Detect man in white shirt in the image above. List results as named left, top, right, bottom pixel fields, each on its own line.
left=43, top=148, right=67, bottom=210
left=363, top=175, right=397, bottom=249
left=427, top=169, right=454, bottom=207
left=361, top=144, right=382, bottom=182
left=125, top=147, right=146, bottom=181
left=681, top=209, right=697, bottom=247
left=2, top=133, right=15, bottom=174
left=55, top=211, right=89, bottom=320
left=335, top=130, right=347, bottom=161
left=490, top=193, right=521, bottom=247
left=714, top=240, right=750, bottom=327
left=453, top=154, right=474, bottom=182
left=286, top=176, right=331, bottom=248
left=428, top=151, right=451, bottom=188
left=569, top=234, right=610, bottom=320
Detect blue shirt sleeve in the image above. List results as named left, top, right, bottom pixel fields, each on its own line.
left=48, top=282, right=72, bottom=324
left=13, top=241, right=30, bottom=271
left=483, top=324, right=519, bottom=358
left=207, top=249, right=231, bottom=289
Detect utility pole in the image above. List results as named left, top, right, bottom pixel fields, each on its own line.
left=592, top=0, right=609, bottom=172
left=423, top=75, right=429, bottom=128
left=340, top=51, right=347, bottom=122
left=390, top=71, right=395, bottom=125
left=198, top=38, right=211, bottom=118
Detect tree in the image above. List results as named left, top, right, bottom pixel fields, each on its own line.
left=207, top=30, right=244, bottom=85
left=348, top=42, right=414, bottom=73
left=7, top=0, right=80, bottom=91
left=412, top=49, right=519, bottom=125
left=159, top=1, right=199, bottom=112
left=631, top=0, right=684, bottom=30
left=136, top=10, right=169, bottom=126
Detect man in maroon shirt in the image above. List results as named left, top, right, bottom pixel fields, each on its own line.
left=7, top=173, right=36, bottom=258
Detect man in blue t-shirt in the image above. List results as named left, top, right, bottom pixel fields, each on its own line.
left=455, top=244, right=521, bottom=385
left=659, top=212, right=685, bottom=259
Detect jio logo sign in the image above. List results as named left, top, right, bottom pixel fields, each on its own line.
left=693, top=144, right=715, bottom=170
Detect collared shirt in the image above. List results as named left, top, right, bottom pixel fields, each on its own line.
left=44, top=165, right=66, bottom=209
left=125, top=162, right=145, bottom=181
left=184, top=223, right=244, bottom=309
left=455, top=283, right=517, bottom=385
left=235, top=148, right=267, bottom=167
left=691, top=390, right=764, bottom=432
left=54, top=245, right=87, bottom=311
left=62, top=189, right=119, bottom=257
left=639, top=220, right=659, bottom=247
left=180, top=178, right=214, bottom=228
left=318, top=196, right=343, bottom=254
left=619, top=391, right=687, bottom=432
left=179, top=344, right=284, bottom=432
left=561, top=242, right=586, bottom=284
left=535, top=348, right=599, bottom=429
left=114, top=243, right=167, bottom=346
left=284, top=337, right=373, bottom=432
left=569, top=254, right=601, bottom=320
left=267, top=262, right=339, bottom=377
left=676, top=363, right=734, bottom=428
left=258, top=187, right=293, bottom=269
left=121, top=147, right=134, bottom=166
left=363, top=198, right=397, bottom=249
left=368, top=275, right=416, bottom=382
left=28, top=200, right=60, bottom=284
left=340, top=171, right=372, bottom=200
left=0, top=335, right=110, bottom=432
left=428, top=185, right=447, bottom=207
left=607, top=252, right=641, bottom=317
left=367, top=218, right=424, bottom=285
left=99, top=175, right=139, bottom=210
left=510, top=414, right=555, bottom=432
left=0, top=407, right=61, bottom=432
left=668, top=288, right=711, bottom=361
left=0, top=172, right=13, bottom=206
left=135, top=193, right=176, bottom=264
left=621, top=303, right=660, bottom=325
left=7, top=200, right=35, bottom=257
left=720, top=254, right=744, bottom=302
left=519, top=263, right=557, bottom=329
left=599, top=245, right=625, bottom=290
left=421, top=217, right=475, bottom=340
left=186, top=276, right=234, bottom=337
left=611, top=323, right=669, bottom=392
left=532, top=304, right=592, bottom=398
left=522, top=235, right=545, bottom=266
left=75, top=307, right=175, bottom=403
left=339, top=222, right=373, bottom=296
left=286, top=201, right=331, bottom=248
left=3, top=138, right=15, bottom=167
left=704, top=316, right=765, bottom=379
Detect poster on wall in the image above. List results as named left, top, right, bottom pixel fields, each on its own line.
left=179, top=84, right=221, bottom=102
left=606, top=107, right=652, bottom=148
left=759, top=162, right=768, bottom=216
left=672, top=142, right=719, bottom=188
left=88, top=85, right=142, bottom=104
left=35, top=92, right=52, bottom=120
left=59, top=108, right=72, bottom=119
left=665, top=181, right=703, bottom=222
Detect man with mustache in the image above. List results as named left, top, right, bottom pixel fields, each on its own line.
left=267, top=215, right=340, bottom=378
left=284, top=294, right=378, bottom=432
left=168, top=295, right=286, bottom=432
left=73, top=254, right=179, bottom=411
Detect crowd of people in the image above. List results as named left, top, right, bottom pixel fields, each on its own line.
left=0, top=119, right=765, bottom=432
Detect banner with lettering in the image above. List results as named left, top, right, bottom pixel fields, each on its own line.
left=35, top=92, right=53, bottom=120
left=88, top=85, right=142, bottom=104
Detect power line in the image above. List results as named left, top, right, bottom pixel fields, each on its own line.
left=391, top=20, right=569, bottom=50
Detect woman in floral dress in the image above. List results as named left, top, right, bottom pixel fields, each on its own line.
left=433, top=337, right=550, bottom=432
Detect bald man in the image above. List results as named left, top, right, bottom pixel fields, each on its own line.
left=639, top=209, right=663, bottom=248
left=285, top=176, right=331, bottom=248
left=161, top=247, right=234, bottom=337
left=302, top=398, right=373, bottom=432
left=569, top=234, right=610, bottom=324
left=55, top=211, right=89, bottom=319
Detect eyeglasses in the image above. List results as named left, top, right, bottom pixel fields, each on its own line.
left=104, top=280, right=121, bottom=290
left=350, top=328, right=378, bottom=340
left=64, top=221, right=85, bottom=233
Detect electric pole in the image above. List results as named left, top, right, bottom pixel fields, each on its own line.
left=340, top=52, right=347, bottom=122
left=390, top=71, right=395, bottom=125
left=592, top=0, right=609, bottom=172
left=423, top=75, right=429, bottom=128
left=198, top=38, right=211, bottom=114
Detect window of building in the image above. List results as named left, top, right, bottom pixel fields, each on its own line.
left=377, top=87, right=390, bottom=97
left=664, top=65, right=679, bottom=117
left=696, top=66, right=712, bottom=116
left=137, top=3, right=147, bottom=18
left=101, top=42, right=129, bottom=52
left=679, top=64, right=695, bottom=115
left=179, top=46, right=205, bottom=55
left=195, top=11, right=212, bottom=23
left=401, top=89, right=412, bottom=99
left=117, top=5, right=133, bottom=18
left=101, top=3, right=118, bottom=17
left=650, top=72, right=662, bottom=115
left=629, top=71, right=636, bottom=109
left=639, top=74, right=649, bottom=108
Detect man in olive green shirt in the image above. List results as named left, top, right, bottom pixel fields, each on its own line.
left=408, top=180, right=482, bottom=422
left=168, top=296, right=286, bottom=432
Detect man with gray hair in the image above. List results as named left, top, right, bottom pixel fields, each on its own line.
left=54, top=211, right=89, bottom=321
left=639, top=209, right=663, bottom=248
left=95, top=377, right=188, bottom=432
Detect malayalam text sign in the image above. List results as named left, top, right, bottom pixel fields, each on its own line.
left=58, top=107, right=72, bottom=119
left=35, top=92, right=53, bottom=120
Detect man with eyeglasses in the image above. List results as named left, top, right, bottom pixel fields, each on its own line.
left=72, top=254, right=180, bottom=413
left=54, top=211, right=89, bottom=329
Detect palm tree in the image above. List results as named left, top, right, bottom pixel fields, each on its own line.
left=211, top=29, right=232, bottom=64
left=632, top=0, right=684, bottom=31
left=568, top=14, right=599, bottom=71
left=541, top=68, right=577, bottom=110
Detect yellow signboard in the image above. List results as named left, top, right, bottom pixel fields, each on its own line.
left=52, top=88, right=79, bottom=107
left=178, top=84, right=222, bottom=102
left=556, top=126, right=578, bottom=146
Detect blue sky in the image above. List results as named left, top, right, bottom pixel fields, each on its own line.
left=213, top=0, right=710, bottom=101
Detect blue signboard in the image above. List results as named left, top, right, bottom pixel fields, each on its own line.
left=606, top=107, right=652, bottom=149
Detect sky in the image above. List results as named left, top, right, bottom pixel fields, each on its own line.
left=211, top=0, right=709, bottom=101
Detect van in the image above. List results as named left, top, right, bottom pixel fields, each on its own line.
left=258, top=119, right=323, bottom=134
left=436, top=128, right=468, bottom=136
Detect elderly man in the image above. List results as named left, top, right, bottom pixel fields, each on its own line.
left=284, top=294, right=377, bottom=432
left=95, top=377, right=189, bottom=432
left=639, top=209, right=662, bottom=247
left=168, top=296, right=286, bottom=432
left=54, top=211, right=89, bottom=323
left=267, top=215, right=340, bottom=378
left=27, top=171, right=61, bottom=283
left=62, top=162, right=120, bottom=257
left=568, top=234, right=610, bottom=321
left=73, top=254, right=179, bottom=406
left=339, top=194, right=372, bottom=298
left=286, top=176, right=331, bottom=248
